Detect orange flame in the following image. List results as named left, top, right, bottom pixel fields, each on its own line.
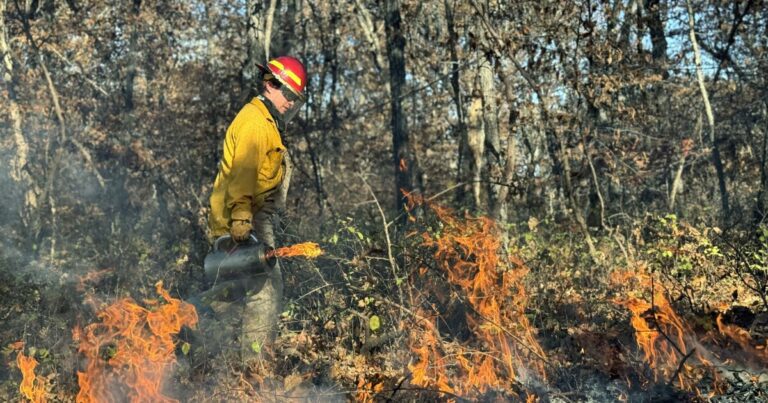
left=355, top=376, right=385, bottom=402
left=269, top=242, right=323, bottom=259
left=406, top=194, right=546, bottom=396
left=408, top=313, right=456, bottom=395
left=611, top=269, right=720, bottom=391
left=75, top=281, right=197, bottom=403
left=715, top=312, right=768, bottom=364
left=17, top=351, right=48, bottom=403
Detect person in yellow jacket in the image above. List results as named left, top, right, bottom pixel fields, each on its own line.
left=206, top=55, right=307, bottom=363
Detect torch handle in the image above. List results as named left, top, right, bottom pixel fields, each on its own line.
left=212, top=234, right=259, bottom=252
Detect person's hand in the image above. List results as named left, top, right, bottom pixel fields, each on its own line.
left=230, top=219, right=252, bottom=242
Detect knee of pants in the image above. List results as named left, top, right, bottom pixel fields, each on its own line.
left=249, top=264, right=283, bottom=296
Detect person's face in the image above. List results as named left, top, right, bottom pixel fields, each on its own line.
left=274, top=89, right=294, bottom=113
left=264, top=81, right=304, bottom=122
left=266, top=82, right=300, bottom=113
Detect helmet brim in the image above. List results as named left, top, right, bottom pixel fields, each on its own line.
left=256, top=63, right=270, bottom=74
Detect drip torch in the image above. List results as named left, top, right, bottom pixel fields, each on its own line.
left=203, top=234, right=276, bottom=285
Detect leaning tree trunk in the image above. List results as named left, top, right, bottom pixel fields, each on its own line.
left=686, top=0, right=729, bottom=220
left=243, top=0, right=270, bottom=98
left=1, top=0, right=40, bottom=234
left=384, top=0, right=416, bottom=216
left=354, top=0, right=385, bottom=73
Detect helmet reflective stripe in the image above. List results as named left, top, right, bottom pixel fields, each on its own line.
left=259, top=56, right=307, bottom=101
left=269, top=60, right=303, bottom=87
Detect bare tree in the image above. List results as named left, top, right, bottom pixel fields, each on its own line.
left=384, top=0, right=416, bottom=215
left=644, top=0, right=668, bottom=77
left=1, top=0, right=27, bottom=185
left=686, top=0, right=729, bottom=220
left=243, top=0, right=270, bottom=96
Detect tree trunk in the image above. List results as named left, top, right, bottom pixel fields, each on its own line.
left=354, top=0, right=385, bottom=73
left=243, top=0, right=268, bottom=97
left=492, top=67, right=519, bottom=221
left=467, top=95, right=484, bottom=209
left=756, top=104, right=768, bottom=225
left=618, top=0, right=639, bottom=55
left=444, top=0, right=469, bottom=205
left=384, top=0, right=415, bottom=215
left=1, top=0, right=28, bottom=185
left=686, top=0, right=729, bottom=220
left=644, top=0, right=668, bottom=77
left=276, top=0, right=297, bottom=56
left=479, top=53, right=500, bottom=159
left=479, top=53, right=504, bottom=213
left=263, top=0, right=277, bottom=60
left=122, top=0, right=142, bottom=111
left=1, top=0, right=42, bottom=236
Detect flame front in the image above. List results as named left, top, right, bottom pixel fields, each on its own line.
left=269, top=242, right=323, bottom=259
left=612, top=269, right=720, bottom=391
left=75, top=281, right=197, bottom=403
left=407, top=195, right=546, bottom=397
left=715, top=311, right=768, bottom=365
left=17, top=351, right=47, bottom=403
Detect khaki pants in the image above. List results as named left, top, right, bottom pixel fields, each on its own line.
left=202, top=209, right=284, bottom=363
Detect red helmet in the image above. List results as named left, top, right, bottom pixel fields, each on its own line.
left=258, top=56, right=307, bottom=101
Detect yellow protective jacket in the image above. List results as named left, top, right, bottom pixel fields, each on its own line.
left=208, top=97, right=285, bottom=238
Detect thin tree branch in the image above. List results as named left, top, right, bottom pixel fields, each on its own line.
left=359, top=173, right=403, bottom=310
left=667, top=347, right=697, bottom=387
left=670, top=153, right=687, bottom=210
left=585, top=137, right=606, bottom=228
left=43, top=43, right=109, bottom=96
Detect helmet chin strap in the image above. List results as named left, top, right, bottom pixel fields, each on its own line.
left=257, top=94, right=286, bottom=132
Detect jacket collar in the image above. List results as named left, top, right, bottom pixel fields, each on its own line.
left=253, top=95, right=285, bottom=132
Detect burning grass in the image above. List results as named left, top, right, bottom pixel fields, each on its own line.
left=713, top=308, right=768, bottom=370
left=405, top=195, right=546, bottom=398
left=611, top=267, right=724, bottom=393
left=75, top=281, right=197, bottom=403
left=16, top=349, right=48, bottom=403
left=8, top=203, right=768, bottom=401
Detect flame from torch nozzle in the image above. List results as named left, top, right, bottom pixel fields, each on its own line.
left=266, top=242, right=323, bottom=259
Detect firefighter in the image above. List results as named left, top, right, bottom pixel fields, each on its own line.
left=206, top=55, right=307, bottom=362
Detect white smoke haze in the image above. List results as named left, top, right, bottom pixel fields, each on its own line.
left=0, top=148, right=114, bottom=289
left=0, top=149, right=24, bottom=241
left=57, top=149, right=104, bottom=203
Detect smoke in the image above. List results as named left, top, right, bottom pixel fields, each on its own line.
left=57, top=149, right=104, bottom=203
left=0, top=149, right=106, bottom=290
left=0, top=148, right=58, bottom=289
left=0, top=150, right=23, bottom=228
